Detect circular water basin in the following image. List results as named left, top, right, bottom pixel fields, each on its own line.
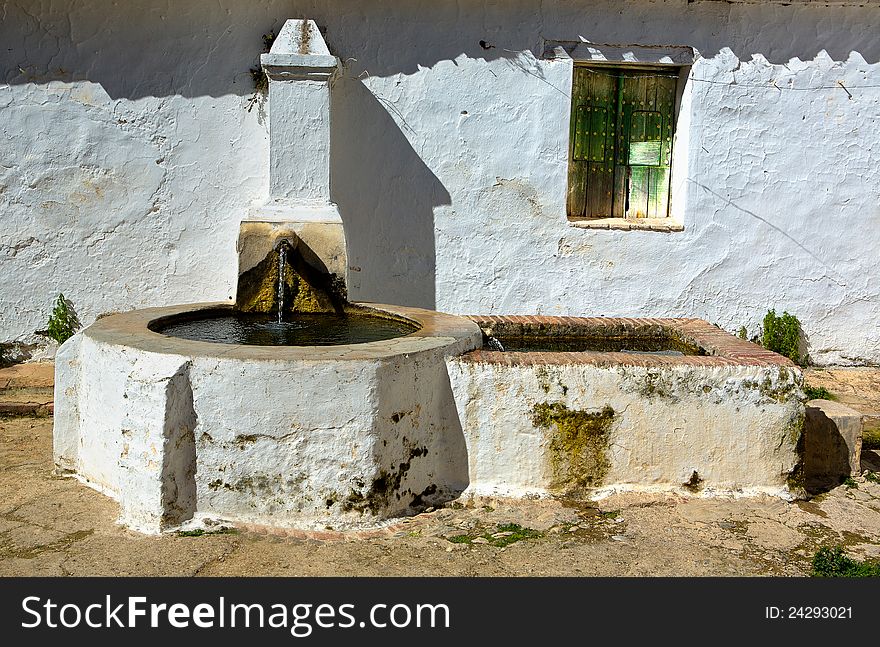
left=153, top=311, right=419, bottom=346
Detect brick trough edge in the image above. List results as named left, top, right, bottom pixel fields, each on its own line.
left=461, top=315, right=795, bottom=368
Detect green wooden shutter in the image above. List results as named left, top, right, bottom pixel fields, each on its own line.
left=568, top=67, right=677, bottom=220
left=616, top=71, right=677, bottom=219
left=568, top=67, right=617, bottom=218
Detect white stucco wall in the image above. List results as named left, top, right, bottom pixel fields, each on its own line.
left=3, top=0, right=879, bottom=364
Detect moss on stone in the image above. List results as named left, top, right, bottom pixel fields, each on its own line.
left=862, top=424, right=880, bottom=451
left=236, top=241, right=347, bottom=316
left=532, top=402, right=614, bottom=494
left=743, top=369, right=802, bottom=404
left=633, top=371, right=678, bottom=401
left=342, top=444, right=428, bottom=514
left=786, top=410, right=807, bottom=495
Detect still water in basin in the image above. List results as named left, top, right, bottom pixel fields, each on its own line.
left=485, top=335, right=705, bottom=355
left=155, top=312, right=418, bottom=346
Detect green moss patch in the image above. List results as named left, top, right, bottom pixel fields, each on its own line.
left=863, top=425, right=880, bottom=451
left=803, top=385, right=835, bottom=401
left=445, top=523, right=544, bottom=548
left=532, top=402, right=614, bottom=493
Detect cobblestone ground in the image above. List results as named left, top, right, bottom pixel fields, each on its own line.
left=0, top=363, right=878, bottom=577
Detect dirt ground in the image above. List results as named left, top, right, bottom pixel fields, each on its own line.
left=2, top=412, right=879, bottom=577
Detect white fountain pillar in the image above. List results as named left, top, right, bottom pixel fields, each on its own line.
left=238, top=19, right=347, bottom=289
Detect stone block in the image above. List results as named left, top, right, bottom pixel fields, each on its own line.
left=804, top=399, right=863, bottom=492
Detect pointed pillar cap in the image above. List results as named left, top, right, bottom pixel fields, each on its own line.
left=261, top=19, right=338, bottom=80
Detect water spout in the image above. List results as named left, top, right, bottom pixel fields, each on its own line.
left=275, top=239, right=293, bottom=323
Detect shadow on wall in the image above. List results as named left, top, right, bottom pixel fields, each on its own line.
left=331, top=75, right=449, bottom=309
left=3, top=0, right=880, bottom=99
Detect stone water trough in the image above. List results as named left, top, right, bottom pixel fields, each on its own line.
left=449, top=316, right=805, bottom=499
left=53, top=308, right=806, bottom=534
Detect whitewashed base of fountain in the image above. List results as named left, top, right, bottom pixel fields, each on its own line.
left=53, top=303, right=482, bottom=534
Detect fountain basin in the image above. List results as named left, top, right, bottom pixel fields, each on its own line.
left=448, top=316, right=805, bottom=499
left=152, top=307, right=420, bottom=346
left=53, top=302, right=481, bottom=533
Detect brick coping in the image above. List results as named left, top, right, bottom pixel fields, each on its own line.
left=460, top=315, right=796, bottom=368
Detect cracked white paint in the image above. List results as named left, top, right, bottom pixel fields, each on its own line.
left=3, top=0, right=880, bottom=364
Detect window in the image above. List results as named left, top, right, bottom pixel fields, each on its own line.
left=567, top=66, right=678, bottom=220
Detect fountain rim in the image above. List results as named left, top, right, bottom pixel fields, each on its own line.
left=82, top=302, right=482, bottom=360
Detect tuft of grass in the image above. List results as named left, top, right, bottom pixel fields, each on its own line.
left=447, top=535, right=472, bottom=544
left=803, top=385, right=835, bottom=401
left=492, top=523, right=543, bottom=547
left=864, top=471, right=879, bottom=484
left=812, top=546, right=880, bottom=577
left=843, top=477, right=858, bottom=489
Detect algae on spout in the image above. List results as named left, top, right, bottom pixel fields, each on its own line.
left=236, top=235, right=347, bottom=318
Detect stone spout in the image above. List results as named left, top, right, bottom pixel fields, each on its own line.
left=236, top=231, right=347, bottom=317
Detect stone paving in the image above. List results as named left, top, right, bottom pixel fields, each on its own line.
left=0, top=363, right=54, bottom=416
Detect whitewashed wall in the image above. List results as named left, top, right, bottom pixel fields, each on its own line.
left=2, top=0, right=879, bottom=364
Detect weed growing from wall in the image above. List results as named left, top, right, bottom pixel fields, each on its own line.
left=247, top=30, right=276, bottom=113
left=761, top=309, right=805, bottom=365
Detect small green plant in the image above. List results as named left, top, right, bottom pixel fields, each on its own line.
left=246, top=30, right=276, bottom=112
left=45, top=293, right=80, bottom=344
left=811, top=546, right=880, bottom=577
left=492, top=523, right=543, bottom=547
left=843, top=477, right=858, bottom=489
left=865, top=471, right=879, bottom=484
left=761, top=309, right=805, bottom=365
left=737, top=326, right=748, bottom=340
left=803, top=385, right=835, bottom=401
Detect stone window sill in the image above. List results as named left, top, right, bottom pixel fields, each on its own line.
left=568, top=217, right=684, bottom=232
